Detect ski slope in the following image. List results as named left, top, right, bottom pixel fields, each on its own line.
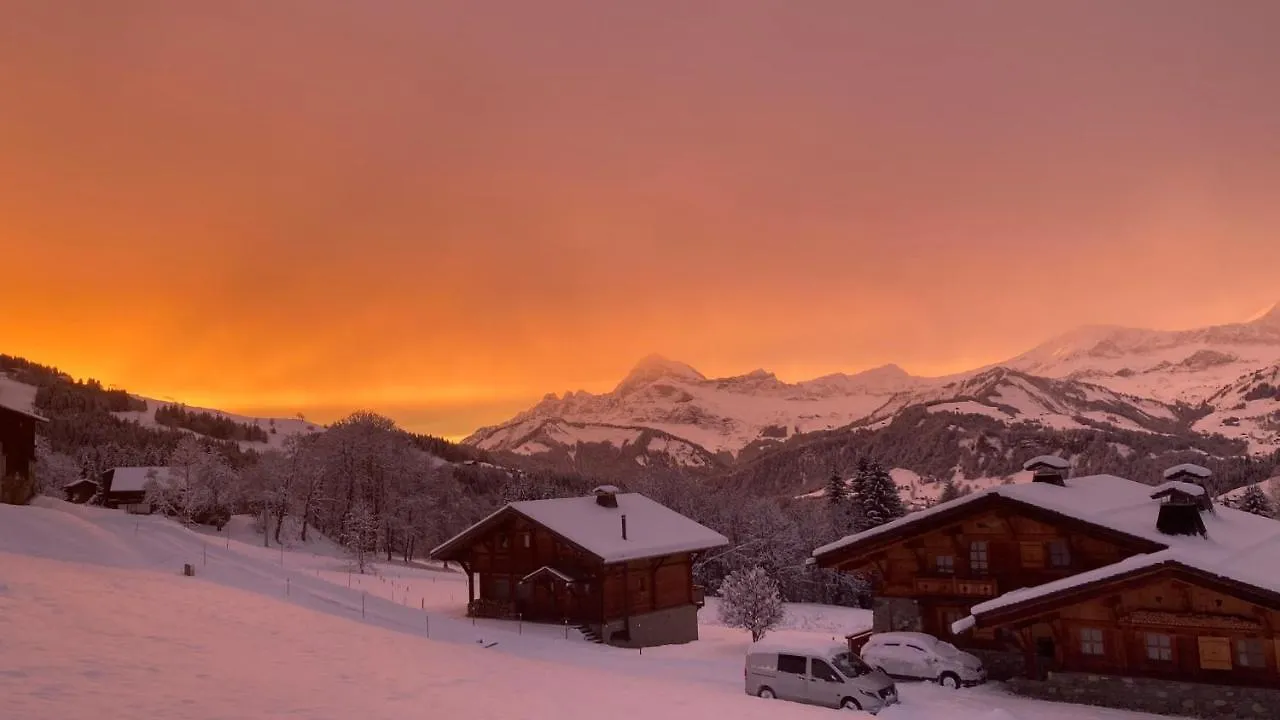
left=0, top=500, right=1181, bottom=720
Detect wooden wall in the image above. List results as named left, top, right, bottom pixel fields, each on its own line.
left=1035, top=575, right=1280, bottom=686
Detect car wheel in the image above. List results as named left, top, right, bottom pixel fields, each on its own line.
left=841, top=698, right=862, bottom=711
left=939, top=672, right=961, bottom=689
left=758, top=687, right=776, bottom=699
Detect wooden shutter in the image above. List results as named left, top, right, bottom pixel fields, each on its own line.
left=1197, top=636, right=1232, bottom=671
left=1019, top=542, right=1045, bottom=569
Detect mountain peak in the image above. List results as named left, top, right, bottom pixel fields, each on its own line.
left=614, top=354, right=705, bottom=392
left=1247, top=301, right=1280, bottom=326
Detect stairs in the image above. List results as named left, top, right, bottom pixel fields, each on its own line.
left=576, top=624, right=604, bottom=644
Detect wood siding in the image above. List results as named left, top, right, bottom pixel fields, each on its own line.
left=1004, top=573, right=1280, bottom=687
left=454, top=512, right=697, bottom=626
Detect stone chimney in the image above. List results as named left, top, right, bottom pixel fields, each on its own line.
left=1023, top=455, right=1070, bottom=487
left=593, top=484, right=621, bottom=508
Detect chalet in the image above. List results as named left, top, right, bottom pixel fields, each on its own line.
left=429, top=486, right=729, bottom=648
left=814, top=456, right=1280, bottom=703
left=0, top=401, right=49, bottom=505
left=99, top=466, right=175, bottom=513
left=62, top=478, right=100, bottom=504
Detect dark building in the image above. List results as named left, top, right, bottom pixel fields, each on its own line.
left=430, top=486, right=728, bottom=648
left=0, top=401, right=49, bottom=505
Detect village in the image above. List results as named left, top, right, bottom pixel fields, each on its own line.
left=4, top=396, right=1280, bottom=720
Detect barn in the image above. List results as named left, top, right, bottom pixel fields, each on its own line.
left=0, top=401, right=49, bottom=505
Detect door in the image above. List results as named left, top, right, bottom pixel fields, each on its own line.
left=870, top=642, right=904, bottom=676
left=774, top=654, right=810, bottom=702
left=807, top=658, right=847, bottom=708
left=902, top=643, right=937, bottom=679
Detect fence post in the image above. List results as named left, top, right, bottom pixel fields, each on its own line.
left=203, top=542, right=207, bottom=566
left=519, top=613, right=523, bottom=636
left=564, top=618, right=569, bottom=639
left=425, top=613, right=430, bottom=638
left=362, top=592, right=366, bottom=619
left=287, top=577, right=291, bottom=596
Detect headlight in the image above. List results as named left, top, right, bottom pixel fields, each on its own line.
left=859, top=689, right=879, bottom=698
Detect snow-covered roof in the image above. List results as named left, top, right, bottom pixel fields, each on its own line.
left=1022, top=455, right=1070, bottom=471
left=749, top=637, right=849, bottom=658
left=62, top=478, right=99, bottom=489
left=1162, top=463, right=1212, bottom=480
left=432, top=492, right=729, bottom=565
left=1149, top=480, right=1206, bottom=498
left=107, top=467, right=177, bottom=493
left=0, top=399, right=49, bottom=423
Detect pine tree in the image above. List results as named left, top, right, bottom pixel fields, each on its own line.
left=718, top=566, right=786, bottom=642
left=1237, top=485, right=1274, bottom=518
left=825, top=471, right=848, bottom=506
left=857, top=460, right=906, bottom=528
left=938, top=479, right=962, bottom=503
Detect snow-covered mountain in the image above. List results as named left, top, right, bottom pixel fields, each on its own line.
left=467, top=304, right=1280, bottom=464
left=465, top=354, right=925, bottom=459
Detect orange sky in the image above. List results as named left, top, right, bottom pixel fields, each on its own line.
left=3, top=1, right=1280, bottom=439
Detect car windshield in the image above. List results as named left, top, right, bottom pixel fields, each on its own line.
left=831, top=652, right=872, bottom=678
left=935, top=641, right=963, bottom=657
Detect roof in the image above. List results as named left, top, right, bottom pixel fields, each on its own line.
left=864, top=632, right=940, bottom=647
left=106, top=467, right=177, bottom=494
left=749, top=637, right=849, bottom=658
left=1162, top=463, right=1212, bottom=480
left=817, top=472, right=1280, bottom=619
left=431, top=492, right=729, bottom=564
left=521, top=566, right=577, bottom=584
left=1022, top=455, right=1070, bottom=471
left=62, top=478, right=99, bottom=489
left=1149, top=480, right=1206, bottom=498
left=0, top=400, right=49, bottom=423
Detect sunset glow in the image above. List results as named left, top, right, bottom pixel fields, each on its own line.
left=4, top=1, right=1280, bottom=438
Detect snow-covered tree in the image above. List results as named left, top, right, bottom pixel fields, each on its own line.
left=825, top=471, right=848, bottom=506
left=344, top=500, right=378, bottom=574
left=1237, top=484, right=1274, bottom=518
left=718, top=566, right=786, bottom=642
left=856, top=460, right=905, bottom=529
left=32, top=437, right=83, bottom=497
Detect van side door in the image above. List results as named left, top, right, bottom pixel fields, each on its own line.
left=774, top=654, right=809, bottom=702
left=807, top=657, right=847, bottom=708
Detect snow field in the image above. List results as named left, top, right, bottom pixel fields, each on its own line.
left=0, top=501, right=1183, bottom=720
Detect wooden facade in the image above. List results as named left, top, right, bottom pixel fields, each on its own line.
left=0, top=403, right=47, bottom=505
left=970, top=563, right=1280, bottom=688
left=432, top=504, right=711, bottom=645
left=816, top=494, right=1164, bottom=644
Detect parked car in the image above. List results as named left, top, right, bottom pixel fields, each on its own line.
left=745, top=639, right=899, bottom=713
left=859, top=632, right=985, bottom=688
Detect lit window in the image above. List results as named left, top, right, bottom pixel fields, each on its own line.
left=521, top=532, right=531, bottom=549
left=935, top=555, right=955, bottom=574
left=1237, top=639, right=1266, bottom=668
left=1145, top=633, right=1172, bottom=662
left=969, top=541, right=989, bottom=573
left=1080, top=628, right=1105, bottom=656
left=1048, top=540, right=1071, bottom=568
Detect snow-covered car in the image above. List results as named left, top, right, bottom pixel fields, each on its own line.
left=859, top=632, right=986, bottom=688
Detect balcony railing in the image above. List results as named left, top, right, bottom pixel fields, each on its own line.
left=912, top=575, right=998, bottom=598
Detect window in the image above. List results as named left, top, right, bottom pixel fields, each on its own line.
left=1079, top=628, right=1105, bottom=656
left=777, top=654, right=808, bottom=675
left=497, top=535, right=509, bottom=550
left=1048, top=539, right=1071, bottom=568
left=935, top=555, right=956, bottom=574
left=1145, top=633, right=1173, bottom=662
left=1236, top=638, right=1266, bottom=668
left=811, top=659, right=843, bottom=683
left=521, top=532, right=531, bottom=549
left=1020, top=542, right=1045, bottom=568
left=969, top=541, right=990, bottom=573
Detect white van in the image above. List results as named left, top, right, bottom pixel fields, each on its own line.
left=745, top=639, right=899, bottom=713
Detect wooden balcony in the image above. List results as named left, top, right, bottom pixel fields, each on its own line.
left=913, top=575, right=998, bottom=598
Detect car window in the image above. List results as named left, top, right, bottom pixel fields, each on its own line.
left=777, top=654, right=807, bottom=675
left=831, top=652, right=870, bottom=678
left=812, top=659, right=844, bottom=683
left=906, top=645, right=927, bottom=653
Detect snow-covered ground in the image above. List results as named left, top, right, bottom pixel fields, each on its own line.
left=0, top=500, right=1183, bottom=720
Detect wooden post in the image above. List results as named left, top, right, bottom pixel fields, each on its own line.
left=287, top=577, right=291, bottom=596
left=203, top=542, right=207, bottom=566
left=425, top=613, right=430, bottom=638
left=362, top=592, right=366, bottom=618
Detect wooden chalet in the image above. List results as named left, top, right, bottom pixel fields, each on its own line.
left=63, top=478, right=100, bottom=504
left=814, top=457, right=1280, bottom=689
left=0, top=401, right=49, bottom=505
left=430, top=486, right=728, bottom=648
left=99, top=466, right=174, bottom=513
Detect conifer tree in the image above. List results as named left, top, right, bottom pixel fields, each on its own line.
left=1237, top=484, right=1274, bottom=518
left=938, top=478, right=962, bottom=503
left=825, top=471, right=848, bottom=506
left=857, top=460, right=906, bottom=528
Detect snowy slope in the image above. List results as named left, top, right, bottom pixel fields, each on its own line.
left=0, top=500, right=1185, bottom=720
left=469, top=306, right=1280, bottom=464
left=0, top=370, right=322, bottom=450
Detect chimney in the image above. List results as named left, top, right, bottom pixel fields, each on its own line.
left=1023, top=455, right=1070, bottom=487
left=593, top=484, right=620, bottom=508
left=1160, top=464, right=1214, bottom=512
left=621, top=514, right=628, bottom=540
